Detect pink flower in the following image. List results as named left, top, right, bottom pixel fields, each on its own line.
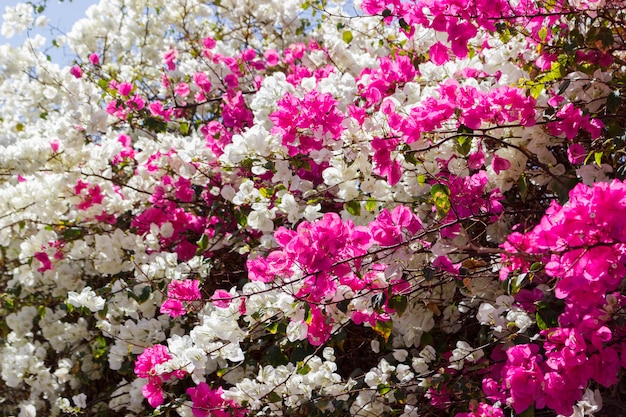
left=224, top=73, right=239, bottom=88
left=264, top=49, right=280, bottom=66
left=429, top=42, right=449, bottom=65
left=503, top=344, right=545, bottom=413
left=202, top=37, right=216, bottom=50
left=163, top=48, right=177, bottom=71
left=567, top=143, right=586, bottom=164
left=167, top=279, right=201, bottom=301
left=160, top=299, right=186, bottom=317
left=491, top=155, right=511, bottom=174
left=134, top=344, right=171, bottom=378
left=117, top=82, right=133, bottom=97
left=89, top=53, right=100, bottom=65
left=187, top=383, right=245, bottom=417
left=211, top=289, right=232, bottom=308
left=175, top=82, right=190, bottom=97
left=50, top=139, right=60, bottom=153
left=193, top=72, right=212, bottom=93
left=142, top=377, right=165, bottom=407
left=69, top=65, right=83, bottom=78
left=34, top=252, right=52, bottom=272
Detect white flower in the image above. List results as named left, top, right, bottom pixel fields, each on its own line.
left=1, top=3, right=34, bottom=38
left=67, top=287, right=105, bottom=312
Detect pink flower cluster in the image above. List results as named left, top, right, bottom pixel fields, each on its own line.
left=74, top=179, right=104, bottom=211
left=270, top=90, right=344, bottom=156
left=494, top=180, right=626, bottom=414
left=187, top=383, right=246, bottom=417
left=248, top=206, right=421, bottom=345
left=134, top=344, right=186, bottom=407
left=547, top=102, right=604, bottom=140
left=357, top=55, right=417, bottom=107
left=160, top=279, right=202, bottom=317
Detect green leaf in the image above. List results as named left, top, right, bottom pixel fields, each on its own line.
left=518, top=174, right=528, bottom=202
left=234, top=208, right=248, bottom=227
left=430, top=183, right=451, bottom=217
left=365, top=197, right=378, bottom=212
left=417, top=174, right=426, bottom=186
left=377, top=384, right=392, bottom=395
left=180, top=122, right=189, bottom=135
left=529, top=82, right=544, bottom=99
left=297, top=362, right=311, bottom=375
left=388, top=295, right=408, bottom=316
left=63, top=228, right=83, bottom=241
left=342, top=30, right=353, bottom=44
left=37, top=305, right=46, bottom=319
left=92, top=335, right=108, bottom=359
left=267, top=321, right=280, bottom=334
left=420, top=331, right=434, bottom=347
left=259, top=187, right=273, bottom=198
left=267, top=391, right=282, bottom=403
left=538, top=27, right=548, bottom=42
left=536, top=306, right=559, bottom=330
left=398, top=18, right=411, bottom=32
left=594, top=151, right=603, bottom=166
left=607, top=91, right=622, bottom=114
left=196, top=234, right=209, bottom=252
left=345, top=200, right=361, bottom=216
left=138, top=286, right=152, bottom=303
left=373, top=320, right=393, bottom=341
left=455, top=135, right=472, bottom=156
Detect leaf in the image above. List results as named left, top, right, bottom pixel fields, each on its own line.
left=342, top=30, right=353, bottom=44
left=607, top=91, right=622, bottom=114
left=455, top=135, right=471, bottom=156
left=234, top=208, right=248, bottom=227
left=430, top=183, right=451, bottom=217
left=388, top=295, right=408, bottom=316
left=365, top=197, right=378, bottom=212
left=259, top=187, right=274, bottom=198
left=377, top=383, right=392, bottom=395
left=594, top=151, right=603, bottom=166
left=196, top=234, right=209, bottom=252
left=373, top=319, right=393, bottom=341
left=92, top=335, right=108, bottom=359
left=267, top=392, right=282, bottom=403
left=63, top=228, right=83, bottom=241
left=267, top=321, right=280, bottom=334
left=518, top=174, right=528, bottom=202
left=345, top=200, right=361, bottom=216
left=297, top=362, right=311, bottom=375
left=538, top=27, right=548, bottom=42
left=398, top=18, right=411, bottom=32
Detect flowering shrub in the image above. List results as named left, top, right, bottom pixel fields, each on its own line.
left=1, top=0, right=626, bottom=416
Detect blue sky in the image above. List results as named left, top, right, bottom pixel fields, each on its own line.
left=1, top=0, right=99, bottom=65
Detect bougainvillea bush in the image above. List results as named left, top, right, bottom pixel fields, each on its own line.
left=2, top=0, right=626, bottom=415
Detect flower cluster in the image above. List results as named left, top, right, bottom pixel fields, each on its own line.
left=0, top=0, right=623, bottom=416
